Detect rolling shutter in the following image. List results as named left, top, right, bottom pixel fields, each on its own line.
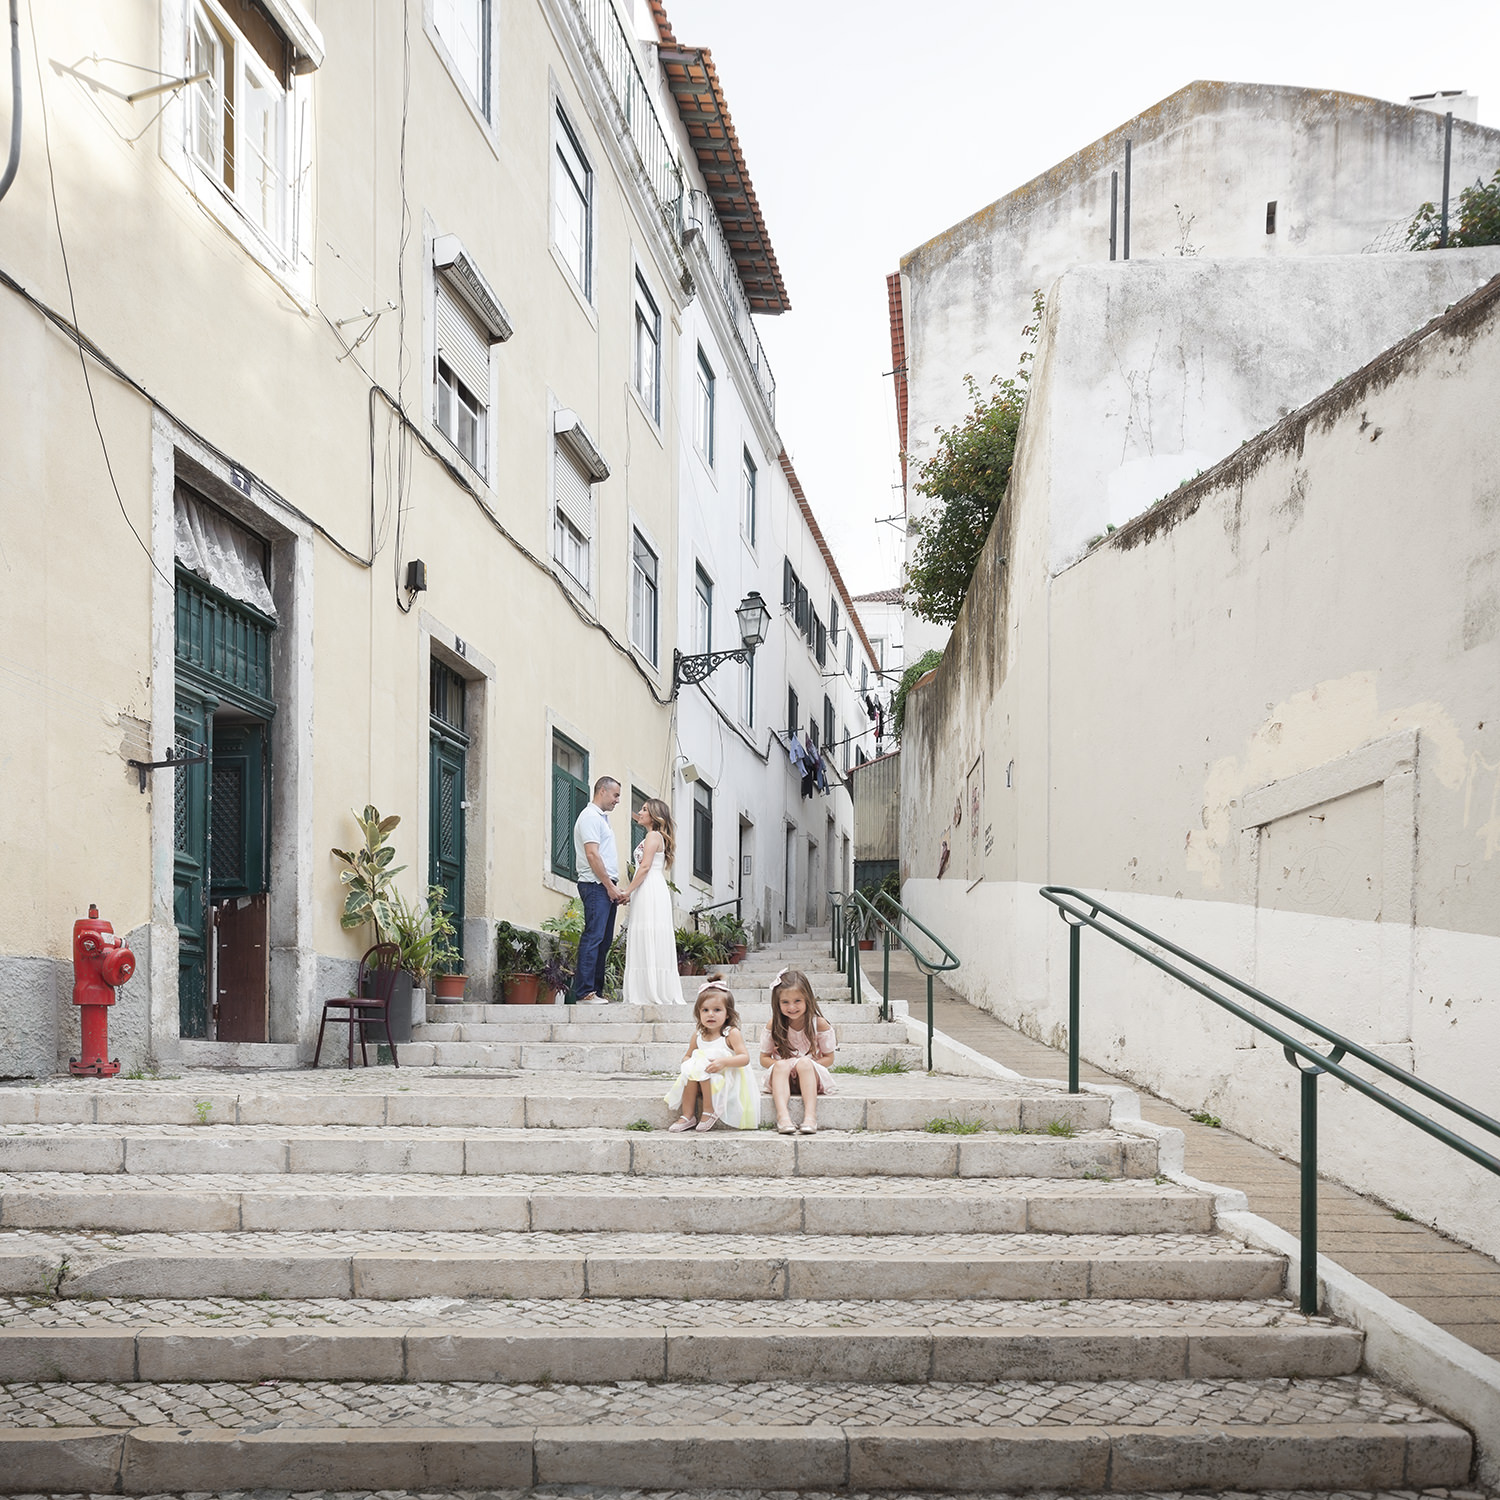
left=554, top=440, right=593, bottom=537
left=436, top=286, right=490, bottom=399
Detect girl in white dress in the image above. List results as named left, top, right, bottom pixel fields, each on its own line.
left=664, top=979, right=758, bottom=1131
left=620, top=798, right=686, bottom=1007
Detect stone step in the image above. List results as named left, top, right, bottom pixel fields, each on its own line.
left=0, top=1377, right=1466, bottom=1494
left=0, top=1228, right=1283, bottom=1300
left=0, top=1124, right=1149, bottom=1178
left=0, top=1077, right=1113, bottom=1132
left=412, top=1020, right=912, bottom=1044
left=0, top=1171, right=1208, bottom=1234
left=388, top=1040, right=925, bottom=1071
left=428, top=998, right=899, bottom=1023
left=0, top=1320, right=1362, bottom=1382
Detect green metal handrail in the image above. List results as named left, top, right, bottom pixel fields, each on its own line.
left=1039, top=884, right=1500, bottom=1314
left=829, top=889, right=960, bottom=1070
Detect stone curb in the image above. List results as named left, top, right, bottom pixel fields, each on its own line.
left=0, top=1419, right=1470, bottom=1494
left=0, top=1322, right=1363, bottom=1383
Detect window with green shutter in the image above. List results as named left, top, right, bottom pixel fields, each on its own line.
left=551, top=733, right=589, bottom=878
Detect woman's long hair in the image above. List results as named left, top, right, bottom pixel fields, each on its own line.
left=643, top=797, right=675, bottom=866
left=768, top=969, right=824, bottom=1059
left=693, top=976, right=741, bottom=1039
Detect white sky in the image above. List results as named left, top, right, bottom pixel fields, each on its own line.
left=659, top=0, right=1500, bottom=594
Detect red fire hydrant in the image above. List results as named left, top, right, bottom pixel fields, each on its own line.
left=71, top=905, right=134, bottom=1078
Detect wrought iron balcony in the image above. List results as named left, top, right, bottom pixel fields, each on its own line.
left=684, top=187, right=777, bottom=421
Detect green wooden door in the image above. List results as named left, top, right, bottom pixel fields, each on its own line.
left=429, top=661, right=468, bottom=956
left=210, top=722, right=267, bottom=900
left=173, top=689, right=216, bottom=1038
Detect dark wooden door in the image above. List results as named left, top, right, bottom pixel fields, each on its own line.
left=215, top=893, right=269, bottom=1042
left=173, top=690, right=215, bottom=1038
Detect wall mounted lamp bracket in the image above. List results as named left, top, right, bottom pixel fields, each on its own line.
left=127, top=743, right=207, bottom=795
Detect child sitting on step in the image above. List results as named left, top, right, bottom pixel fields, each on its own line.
left=664, top=977, right=758, bottom=1132
left=759, top=968, right=836, bottom=1135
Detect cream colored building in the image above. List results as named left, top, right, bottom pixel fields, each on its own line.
left=0, top=0, right=715, bottom=1073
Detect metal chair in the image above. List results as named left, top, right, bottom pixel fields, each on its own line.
left=313, top=943, right=402, bottom=1068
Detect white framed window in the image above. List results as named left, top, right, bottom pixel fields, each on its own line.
left=694, top=564, right=713, bottom=655
left=631, top=529, right=659, bottom=665
left=432, top=0, right=491, bottom=118
left=434, top=287, right=490, bottom=475
left=554, top=440, right=593, bottom=589
left=553, top=106, right=592, bottom=299
left=187, top=0, right=292, bottom=249
left=740, top=447, right=757, bottom=544
left=694, top=347, right=715, bottom=465
left=633, top=273, right=661, bottom=423
left=845, top=632, right=854, bottom=676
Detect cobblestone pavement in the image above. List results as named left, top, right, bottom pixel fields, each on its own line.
left=0, top=1374, right=1439, bottom=1429
left=9, top=1491, right=1494, bottom=1500
left=0, top=1293, right=1328, bottom=1330
left=0, top=1171, right=1196, bottom=1200
left=0, top=1228, right=1255, bottom=1259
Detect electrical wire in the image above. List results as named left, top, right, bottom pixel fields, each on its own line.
left=26, top=0, right=170, bottom=587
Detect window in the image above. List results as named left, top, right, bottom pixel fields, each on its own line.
left=633, top=274, right=661, bottom=422
left=860, top=659, right=868, bottom=693
left=432, top=0, right=490, bottom=118
left=435, top=287, right=489, bottom=474
left=188, top=0, right=292, bottom=248
left=823, top=695, right=835, bottom=751
left=740, top=652, right=755, bottom=727
left=813, top=613, right=827, bottom=668
left=830, top=600, right=841, bottom=648
left=553, top=440, right=593, bottom=588
left=787, top=686, right=799, bottom=737
left=551, top=733, right=589, bottom=878
left=631, top=529, right=659, bottom=664
left=870, top=635, right=885, bottom=671
left=740, top=448, right=757, bottom=543
left=845, top=632, right=854, bottom=677
left=694, top=565, right=713, bottom=655
left=553, top=106, right=592, bottom=297
left=692, top=782, right=713, bottom=883
left=694, top=347, right=716, bottom=464
left=630, top=785, right=649, bottom=863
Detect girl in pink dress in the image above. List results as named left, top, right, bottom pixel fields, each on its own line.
left=758, top=968, right=836, bottom=1135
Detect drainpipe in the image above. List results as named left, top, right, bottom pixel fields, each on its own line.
left=0, top=0, right=20, bottom=204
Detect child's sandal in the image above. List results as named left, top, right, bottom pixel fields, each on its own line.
left=668, top=1116, right=696, bottom=1133
left=695, top=1113, right=719, bottom=1132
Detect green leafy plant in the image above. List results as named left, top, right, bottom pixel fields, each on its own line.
left=495, top=921, right=545, bottom=979
left=331, top=806, right=405, bottom=940
left=192, top=1100, right=214, bottom=1125
left=705, top=910, right=749, bottom=960
left=1081, top=1167, right=1113, bottom=1182
left=389, top=885, right=459, bottom=986
left=1393, top=1209, right=1414, bottom=1222
left=625, top=1119, right=654, bottom=1132
left=1190, top=1111, right=1222, bottom=1129
left=924, top=1115, right=985, bottom=1134
left=1407, top=168, right=1500, bottom=250
left=1044, top=1118, right=1077, bottom=1138
left=674, top=927, right=718, bottom=974
left=903, top=293, right=1043, bottom=626
left=891, top=649, right=945, bottom=740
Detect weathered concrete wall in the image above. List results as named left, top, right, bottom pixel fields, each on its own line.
left=898, top=80, right=1500, bottom=657
left=902, top=267, right=1500, bottom=1257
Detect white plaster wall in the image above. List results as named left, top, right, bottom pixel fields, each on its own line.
left=900, top=265, right=1500, bottom=1256
left=897, top=80, right=1500, bottom=659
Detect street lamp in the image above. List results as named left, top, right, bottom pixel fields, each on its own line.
left=672, top=590, right=771, bottom=699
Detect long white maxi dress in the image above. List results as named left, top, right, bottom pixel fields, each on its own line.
left=622, top=846, right=686, bottom=1006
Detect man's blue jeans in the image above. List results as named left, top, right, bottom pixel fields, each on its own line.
left=576, top=881, right=618, bottom=999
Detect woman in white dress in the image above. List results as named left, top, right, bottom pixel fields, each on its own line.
left=620, top=798, right=687, bottom=1006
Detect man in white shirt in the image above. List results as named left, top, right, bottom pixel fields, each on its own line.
left=574, top=776, right=626, bottom=1004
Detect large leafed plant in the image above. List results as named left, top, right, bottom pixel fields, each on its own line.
left=332, top=806, right=405, bottom=941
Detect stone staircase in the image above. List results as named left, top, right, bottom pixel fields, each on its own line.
left=0, top=933, right=1474, bottom=1494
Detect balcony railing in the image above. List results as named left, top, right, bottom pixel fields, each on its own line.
left=685, top=187, right=777, bottom=421
left=570, top=0, right=683, bottom=228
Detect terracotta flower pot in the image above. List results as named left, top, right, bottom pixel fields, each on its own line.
left=677, top=959, right=695, bottom=977
left=858, top=938, right=876, bottom=951
left=728, top=944, right=748, bottom=964
left=503, top=973, right=542, bottom=1004
left=433, top=973, right=467, bottom=1001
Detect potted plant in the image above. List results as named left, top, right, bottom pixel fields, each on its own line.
left=496, top=920, right=545, bottom=1004
left=707, top=910, right=750, bottom=965
left=675, top=927, right=715, bottom=976
left=388, top=887, right=435, bottom=1029
left=332, top=806, right=416, bottom=1044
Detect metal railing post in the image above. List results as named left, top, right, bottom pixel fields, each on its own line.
left=1068, top=919, right=1081, bottom=1094
left=1300, top=1065, right=1319, bottom=1314
left=881, top=926, right=891, bottom=1024
left=926, top=973, right=934, bottom=1071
